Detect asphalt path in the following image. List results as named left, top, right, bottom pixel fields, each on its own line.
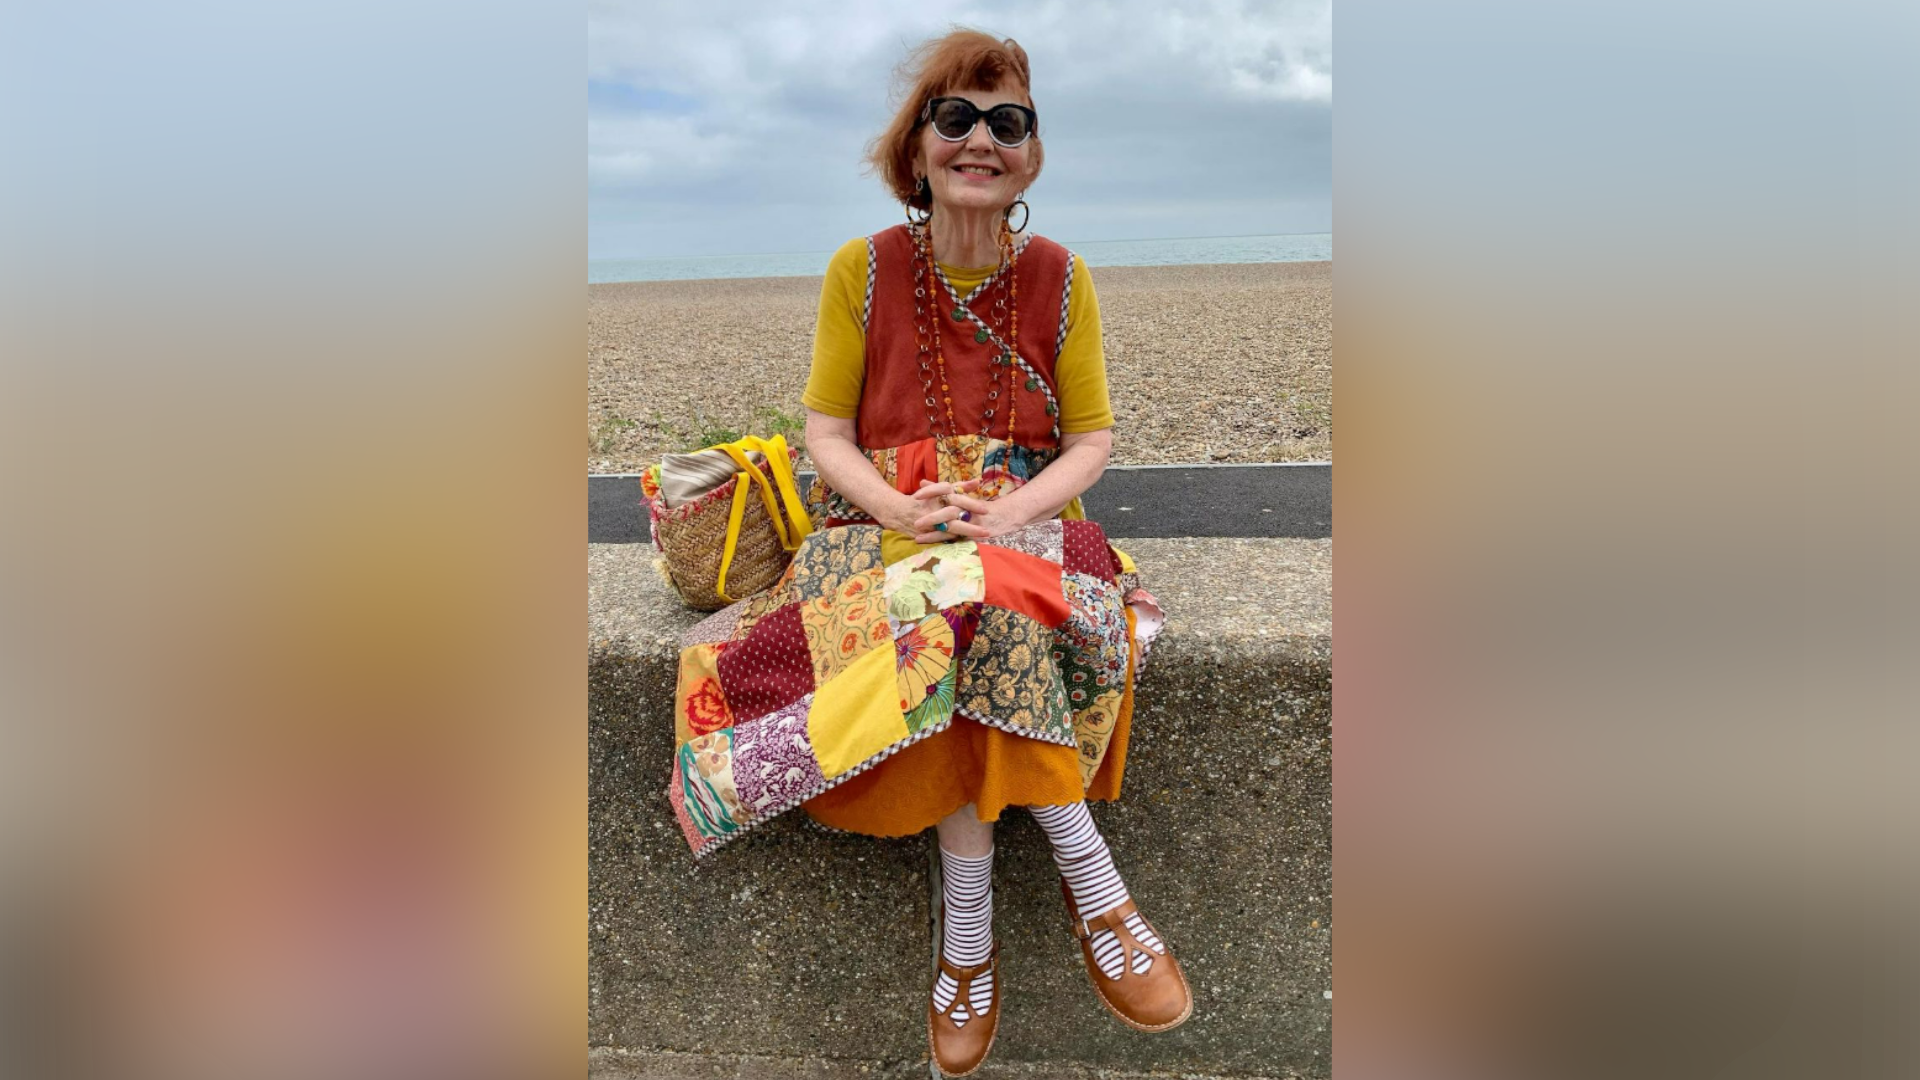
left=588, top=463, right=1329, bottom=544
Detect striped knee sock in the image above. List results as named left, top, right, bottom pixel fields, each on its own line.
left=931, top=846, right=994, bottom=1025
left=1028, top=801, right=1165, bottom=979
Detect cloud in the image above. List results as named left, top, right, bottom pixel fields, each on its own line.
left=588, top=113, right=746, bottom=187
left=587, top=0, right=1331, bottom=258
left=1165, top=0, right=1333, bottom=103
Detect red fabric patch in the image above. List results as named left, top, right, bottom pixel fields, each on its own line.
left=979, top=544, right=1072, bottom=628
left=1060, top=520, right=1121, bottom=581
left=683, top=674, right=733, bottom=738
left=714, top=602, right=815, bottom=722
left=892, top=438, right=940, bottom=495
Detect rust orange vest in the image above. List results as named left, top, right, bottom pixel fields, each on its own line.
left=810, top=224, right=1074, bottom=528
left=859, top=222, right=1071, bottom=452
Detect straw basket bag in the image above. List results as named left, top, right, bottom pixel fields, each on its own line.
left=640, top=434, right=812, bottom=611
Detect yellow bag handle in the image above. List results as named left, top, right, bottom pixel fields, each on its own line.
left=711, top=434, right=814, bottom=604
left=718, top=435, right=811, bottom=551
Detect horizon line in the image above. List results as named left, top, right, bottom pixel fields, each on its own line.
left=589, top=229, right=1332, bottom=264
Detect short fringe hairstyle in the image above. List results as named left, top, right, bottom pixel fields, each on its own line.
left=864, top=29, right=1044, bottom=212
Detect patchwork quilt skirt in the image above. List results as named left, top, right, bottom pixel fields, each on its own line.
left=667, top=518, right=1161, bottom=859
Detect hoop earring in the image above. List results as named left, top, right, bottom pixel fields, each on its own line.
left=1003, top=198, right=1030, bottom=233
left=906, top=176, right=932, bottom=226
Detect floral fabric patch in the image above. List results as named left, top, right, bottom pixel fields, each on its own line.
left=787, top=525, right=885, bottom=604
left=979, top=440, right=1057, bottom=500
left=883, top=539, right=985, bottom=622
left=729, top=695, right=828, bottom=818
left=799, top=567, right=891, bottom=685
left=955, top=606, right=1072, bottom=743
left=1055, top=572, right=1133, bottom=782
left=1056, top=573, right=1130, bottom=698
left=895, top=612, right=958, bottom=731
left=673, top=643, right=733, bottom=743
left=676, top=729, right=745, bottom=840
left=981, top=519, right=1065, bottom=565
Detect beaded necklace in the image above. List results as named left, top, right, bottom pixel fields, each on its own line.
left=909, top=220, right=1025, bottom=478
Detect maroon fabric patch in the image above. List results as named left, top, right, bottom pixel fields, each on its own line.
left=715, top=601, right=815, bottom=722
left=943, top=604, right=981, bottom=661
left=1060, top=520, right=1121, bottom=582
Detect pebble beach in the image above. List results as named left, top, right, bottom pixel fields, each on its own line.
left=588, top=259, right=1330, bottom=474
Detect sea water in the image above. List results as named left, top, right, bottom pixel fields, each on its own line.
left=588, top=232, right=1331, bottom=284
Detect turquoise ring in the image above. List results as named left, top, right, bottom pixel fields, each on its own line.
left=934, top=522, right=948, bottom=532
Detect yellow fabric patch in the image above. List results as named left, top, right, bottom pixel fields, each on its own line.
left=1113, top=546, right=1136, bottom=574
left=1075, top=689, right=1126, bottom=785
left=879, top=530, right=925, bottom=567
left=1061, top=497, right=1086, bottom=521
left=798, top=567, right=890, bottom=686
left=673, top=644, right=730, bottom=745
left=807, top=642, right=910, bottom=778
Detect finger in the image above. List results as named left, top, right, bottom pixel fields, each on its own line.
left=912, top=506, right=988, bottom=537
left=914, top=521, right=988, bottom=543
left=943, top=492, right=991, bottom=513
left=910, top=503, right=968, bottom=532
left=911, top=482, right=958, bottom=503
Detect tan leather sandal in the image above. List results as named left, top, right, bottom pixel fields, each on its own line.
left=1061, top=878, right=1193, bottom=1032
left=927, top=942, right=1000, bottom=1077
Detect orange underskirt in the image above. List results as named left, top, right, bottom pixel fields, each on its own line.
left=802, top=644, right=1136, bottom=837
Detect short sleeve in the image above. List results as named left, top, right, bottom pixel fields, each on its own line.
left=800, top=238, right=871, bottom=419
left=1054, top=254, right=1114, bottom=434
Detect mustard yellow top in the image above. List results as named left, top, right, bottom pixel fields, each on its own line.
left=801, top=236, right=1115, bottom=434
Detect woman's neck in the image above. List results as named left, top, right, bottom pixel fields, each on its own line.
left=928, top=207, right=1004, bottom=268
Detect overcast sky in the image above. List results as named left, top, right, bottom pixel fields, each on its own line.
left=587, top=0, right=1331, bottom=261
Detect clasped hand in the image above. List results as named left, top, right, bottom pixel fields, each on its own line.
left=898, top=478, right=1029, bottom=544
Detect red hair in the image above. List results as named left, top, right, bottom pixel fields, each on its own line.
left=865, top=29, right=1044, bottom=211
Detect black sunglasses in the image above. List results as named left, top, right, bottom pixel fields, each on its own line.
left=921, top=97, right=1039, bottom=148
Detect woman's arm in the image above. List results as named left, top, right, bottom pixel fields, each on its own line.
left=805, top=409, right=922, bottom=534
left=994, top=427, right=1111, bottom=523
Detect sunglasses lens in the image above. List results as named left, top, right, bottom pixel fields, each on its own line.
left=987, top=106, right=1032, bottom=145
left=931, top=100, right=978, bottom=139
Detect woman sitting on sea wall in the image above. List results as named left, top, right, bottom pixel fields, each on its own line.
left=665, top=29, right=1183, bottom=1076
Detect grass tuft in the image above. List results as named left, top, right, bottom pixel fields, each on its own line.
left=590, top=414, right=639, bottom=454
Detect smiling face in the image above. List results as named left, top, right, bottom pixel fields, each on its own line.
left=915, top=81, right=1037, bottom=220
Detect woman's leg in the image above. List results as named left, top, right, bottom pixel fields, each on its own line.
left=931, top=804, right=995, bottom=1022
left=934, top=801, right=994, bottom=856
left=1028, top=801, right=1166, bottom=977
